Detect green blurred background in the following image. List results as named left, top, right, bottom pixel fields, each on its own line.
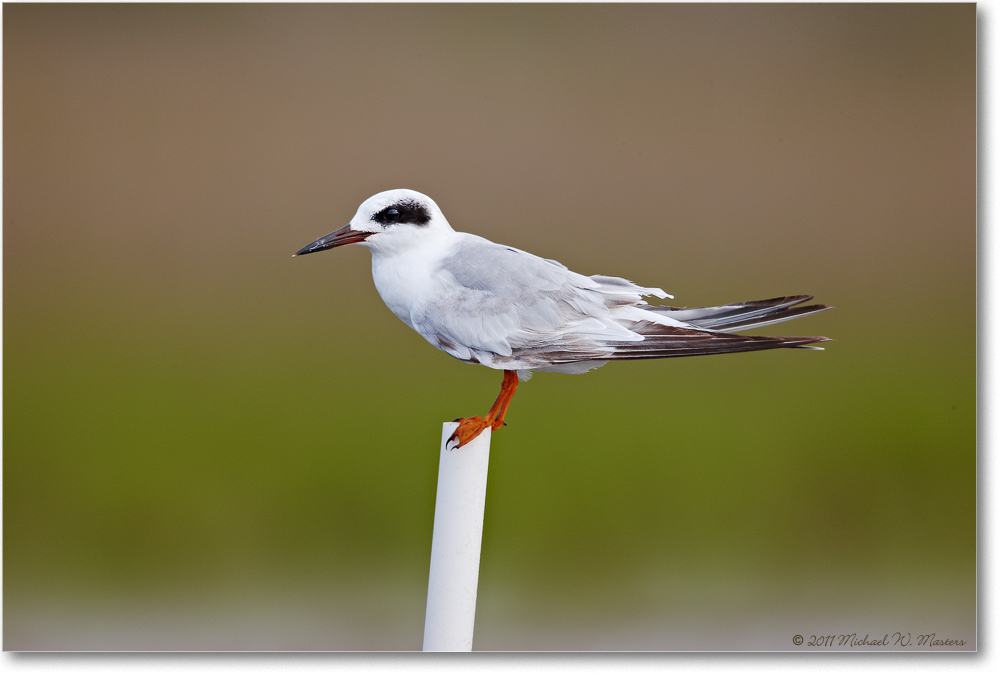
left=3, top=3, right=975, bottom=650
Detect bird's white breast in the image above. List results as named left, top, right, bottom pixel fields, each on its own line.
left=369, top=235, right=457, bottom=332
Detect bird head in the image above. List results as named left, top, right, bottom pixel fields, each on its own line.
left=294, top=189, right=453, bottom=258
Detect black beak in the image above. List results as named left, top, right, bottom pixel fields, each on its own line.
left=293, top=224, right=373, bottom=256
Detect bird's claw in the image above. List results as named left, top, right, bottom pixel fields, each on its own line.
left=447, top=416, right=491, bottom=450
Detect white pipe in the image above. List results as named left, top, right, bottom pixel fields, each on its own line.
left=422, top=422, right=492, bottom=651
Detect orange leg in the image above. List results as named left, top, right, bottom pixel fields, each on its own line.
left=448, top=370, right=520, bottom=449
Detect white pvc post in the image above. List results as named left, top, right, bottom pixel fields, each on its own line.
left=422, top=422, right=492, bottom=651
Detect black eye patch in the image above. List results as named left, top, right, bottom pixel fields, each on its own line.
left=373, top=200, right=431, bottom=227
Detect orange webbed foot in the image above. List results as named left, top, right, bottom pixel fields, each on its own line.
left=446, top=370, right=520, bottom=450
left=447, top=416, right=492, bottom=450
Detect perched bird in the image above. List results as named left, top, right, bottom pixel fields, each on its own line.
left=295, top=189, right=831, bottom=449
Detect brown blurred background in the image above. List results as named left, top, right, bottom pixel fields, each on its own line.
left=3, top=3, right=975, bottom=650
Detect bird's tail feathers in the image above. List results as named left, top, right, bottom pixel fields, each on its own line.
left=603, top=325, right=832, bottom=360
left=644, top=295, right=832, bottom=333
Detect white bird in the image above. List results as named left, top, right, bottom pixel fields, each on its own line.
left=295, top=189, right=831, bottom=449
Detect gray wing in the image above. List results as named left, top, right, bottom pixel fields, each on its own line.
left=410, top=235, right=669, bottom=362
left=410, top=235, right=831, bottom=370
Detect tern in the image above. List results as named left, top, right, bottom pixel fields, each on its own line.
left=295, top=189, right=831, bottom=449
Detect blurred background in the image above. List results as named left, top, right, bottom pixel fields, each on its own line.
left=3, top=3, right=975, bottom=650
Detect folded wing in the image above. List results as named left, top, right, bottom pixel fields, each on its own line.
left=412, top=236, right=831, bottom=370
